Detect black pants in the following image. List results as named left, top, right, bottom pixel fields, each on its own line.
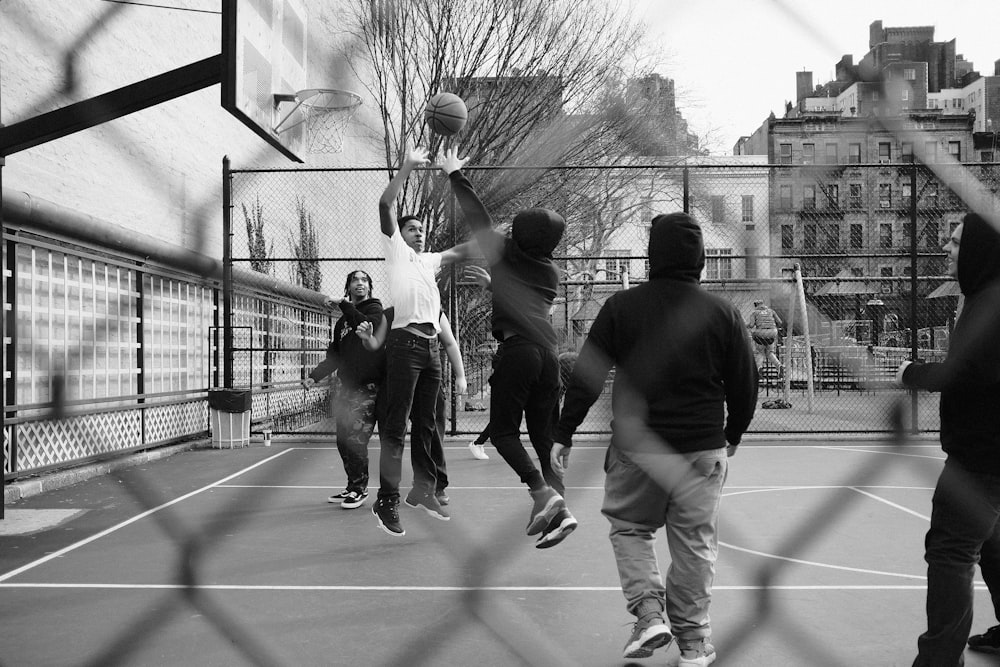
left=488, top=336, right=563, bottom=494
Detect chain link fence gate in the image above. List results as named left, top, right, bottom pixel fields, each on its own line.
left=223, top=161, right=1000, bottom=435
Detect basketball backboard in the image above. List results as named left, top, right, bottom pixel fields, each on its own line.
left=222, top=0, right=308, bottom=163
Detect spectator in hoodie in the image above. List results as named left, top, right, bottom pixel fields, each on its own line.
left=439, top=147, right=577, bottom=549
left=303, top=270, right=384, bottom=510
left=899, top=213, right=1000, bottom=666
left=552, top=212, right=758, bottom=665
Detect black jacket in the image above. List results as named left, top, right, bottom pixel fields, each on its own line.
left=902, top=213, right=1000, bottom=472
left=554, top=213, right=759, bottom=453
left=448, top=170, right=564, bottom=349
left=310, top=298, right=385, bottom=388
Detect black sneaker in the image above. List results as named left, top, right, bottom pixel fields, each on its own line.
left=526, top=486, right=564, bottom=536
left=372, top=499, right=405, bottom=536
left=404, top=488, right=450, bottom=520
left=340, top=490, right=368, bottom=510
left=622, top=612, right=672, bottom=659
left=969, top=625, right=1000, bottom=653
left=435, top=490, right=450, bottom=505
left=535, top=506, right=578, bottom=549
left=327, top=489, right=349, bottom=503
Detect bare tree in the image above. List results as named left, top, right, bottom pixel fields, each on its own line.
left=290, top=197, right=322, bottom=291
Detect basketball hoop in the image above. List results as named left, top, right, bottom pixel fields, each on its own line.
left=273, top=88, right=362, bottom=154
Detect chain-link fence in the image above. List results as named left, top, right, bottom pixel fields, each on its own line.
left=227, top=161, right=997, bottom=435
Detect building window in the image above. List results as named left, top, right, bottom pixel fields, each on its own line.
left=880, top=266, right=894, bottom=293
left=802, top=143, right=815, bottom=163
left=879, top=183, right=892, bottom=208
left=741, top=195, right=754, bottom=222
left=803, top=185, right=816, bottom=209
left=849, top=143, right=862, bottom=163
left=901, top=142, right=914, bottom=162
left=948, top=141, right=961, bottom=161
left=982, top=151, right=995, bottom=162
left=705, top=248, right=732, bottom=280
left=925, top=141, right=937, bottom=162
left=710, top=196, right=724, bottom=223
left=903, top=68, right=916, bottom=80
left=781, top=224, right=794, bottom=250
left=879, top=222, right=893, bottom=248
left=923, top=220, right=940, bottom=249
left=825, top=143, right=839, bottom=164
left=850, top=223, right=863, bottom=249
left=825, top=184, right=839, bottom=208
left=849, top=183, right=863, bottom=209
left=779, top=184, right=792, bottom=210
left=604, top=250, right=628, bottom=281
left=779, top=143, right=792, bottom=164
left=821, top=224, right=839, bottom=252
left=902, top=182, right=912, bottom=209
left=804, top=224, right=817, bottom=249
left=924, top=182, right=938, bottom=208
left=878, top=142, right=891, bottom=163
left=902, top=88, right=909, bottom=102
left=745, top=247, right=758, bottom=280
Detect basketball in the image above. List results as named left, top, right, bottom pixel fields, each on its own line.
left=424, top=92, right=468, bottom=136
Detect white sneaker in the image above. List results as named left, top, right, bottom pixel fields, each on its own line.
left=468, top=442, right=489, bottom=460
left=678, top=639, right=716, bottom=667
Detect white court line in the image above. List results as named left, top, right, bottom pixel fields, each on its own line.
left=0, top=449, right=296, bottom=584
left=0, top=582, right=987, bottom=592
left=813, top=445, right=945, bottom=460
left=849, top=487, right=931, bottom=521
left=720, top=541, right=926, bottom=580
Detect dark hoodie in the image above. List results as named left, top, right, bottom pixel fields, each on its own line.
left=448, top=171, right=564, bottom=348
left=902, top=213, right=1000, bottom=471
left=554, top=213, right=759, bottom=453
left=309, top=297, right=385, bottom=388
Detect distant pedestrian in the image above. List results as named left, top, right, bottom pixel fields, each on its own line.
left=747, top=299, right=783, bottom=373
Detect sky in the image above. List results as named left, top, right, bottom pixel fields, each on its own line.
left=635, top=0, right=1000, bottom=154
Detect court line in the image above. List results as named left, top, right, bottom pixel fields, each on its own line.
left=0, top=449, right=296, bottom=584
left=813, top=445, right=945, bottom=460
left=849, top=487, right=931, bottom=521
left=0, top=582, right=985, bottom=592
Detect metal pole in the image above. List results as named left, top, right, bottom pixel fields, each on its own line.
left=222, top=156, right=234, bottom=389
left=682, top=166, right=690, bottom=213
left=909, top=164, right=919, bottom=432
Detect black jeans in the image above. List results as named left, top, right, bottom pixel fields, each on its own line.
left=378, top=330, right=441, bottom=502
left=913, top=457, right=1000, bottom=667
left=488, top=336, right=563, bottom=494
left=410, top=381, right=449, bottom=494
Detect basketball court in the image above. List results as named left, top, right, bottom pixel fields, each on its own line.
left=1, top=436, right=995, bottom=666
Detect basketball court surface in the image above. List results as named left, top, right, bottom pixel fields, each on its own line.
left=1, top=436, right=996, bottom=666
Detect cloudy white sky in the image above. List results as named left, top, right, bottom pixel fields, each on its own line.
left=635, top=0, right=1000, bottom=153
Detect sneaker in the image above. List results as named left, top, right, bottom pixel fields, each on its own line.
left=969, top=625, right=1000, bottom=653
left=404, top=488, right=450, bottom=521
left=678, top=638, right=716, bottom=667
left=372, top=499, right=405, bottom=536
left=340, top=490, right=368, bottom=509
left=622, top=612, right=672, bottom=659
left=526, top=486, right=564, bottom=536
left=468, top=441, right=489, bottom=460
left=435, top=490, right=450, bottom=505
left=535, top=507, right=578, bottom=549
left=327, top=489, right=349, bottom=503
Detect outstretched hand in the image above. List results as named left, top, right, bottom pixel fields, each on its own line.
left=355, top=320, right=374, bottom=341
left=463, top=265, right=491, bottom=289
left=437, top=147, right=469, bottom=175
left=403, top=146, right=429, bottom=169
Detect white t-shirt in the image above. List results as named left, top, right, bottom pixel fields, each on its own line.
left=381, top=229, right=443, bottom=333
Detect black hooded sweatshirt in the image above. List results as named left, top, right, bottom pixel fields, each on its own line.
left=448, top=170, right=564, bottom=349
left=902, top=213, right=1000, bottom=472
left=309, top=297, right=385, bottom=388
left=553, top=213, right=759, bottom=453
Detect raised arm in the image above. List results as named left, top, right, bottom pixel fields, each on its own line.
left=378, top=147, right=429, bottom=238
left=439, top=240, right=479, bottom=267
left=438, top=147, right=503, bottom=263
left=438, top=312, right=467, bottom=396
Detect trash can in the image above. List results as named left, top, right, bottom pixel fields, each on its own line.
left=208, top=389, right=253, bottom=449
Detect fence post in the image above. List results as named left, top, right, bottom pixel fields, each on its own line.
left=222, top=156, right=234, bottom=389
left=908, top=164, right=919, bottom=432
left=682, top=166, right=689, bottom=213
